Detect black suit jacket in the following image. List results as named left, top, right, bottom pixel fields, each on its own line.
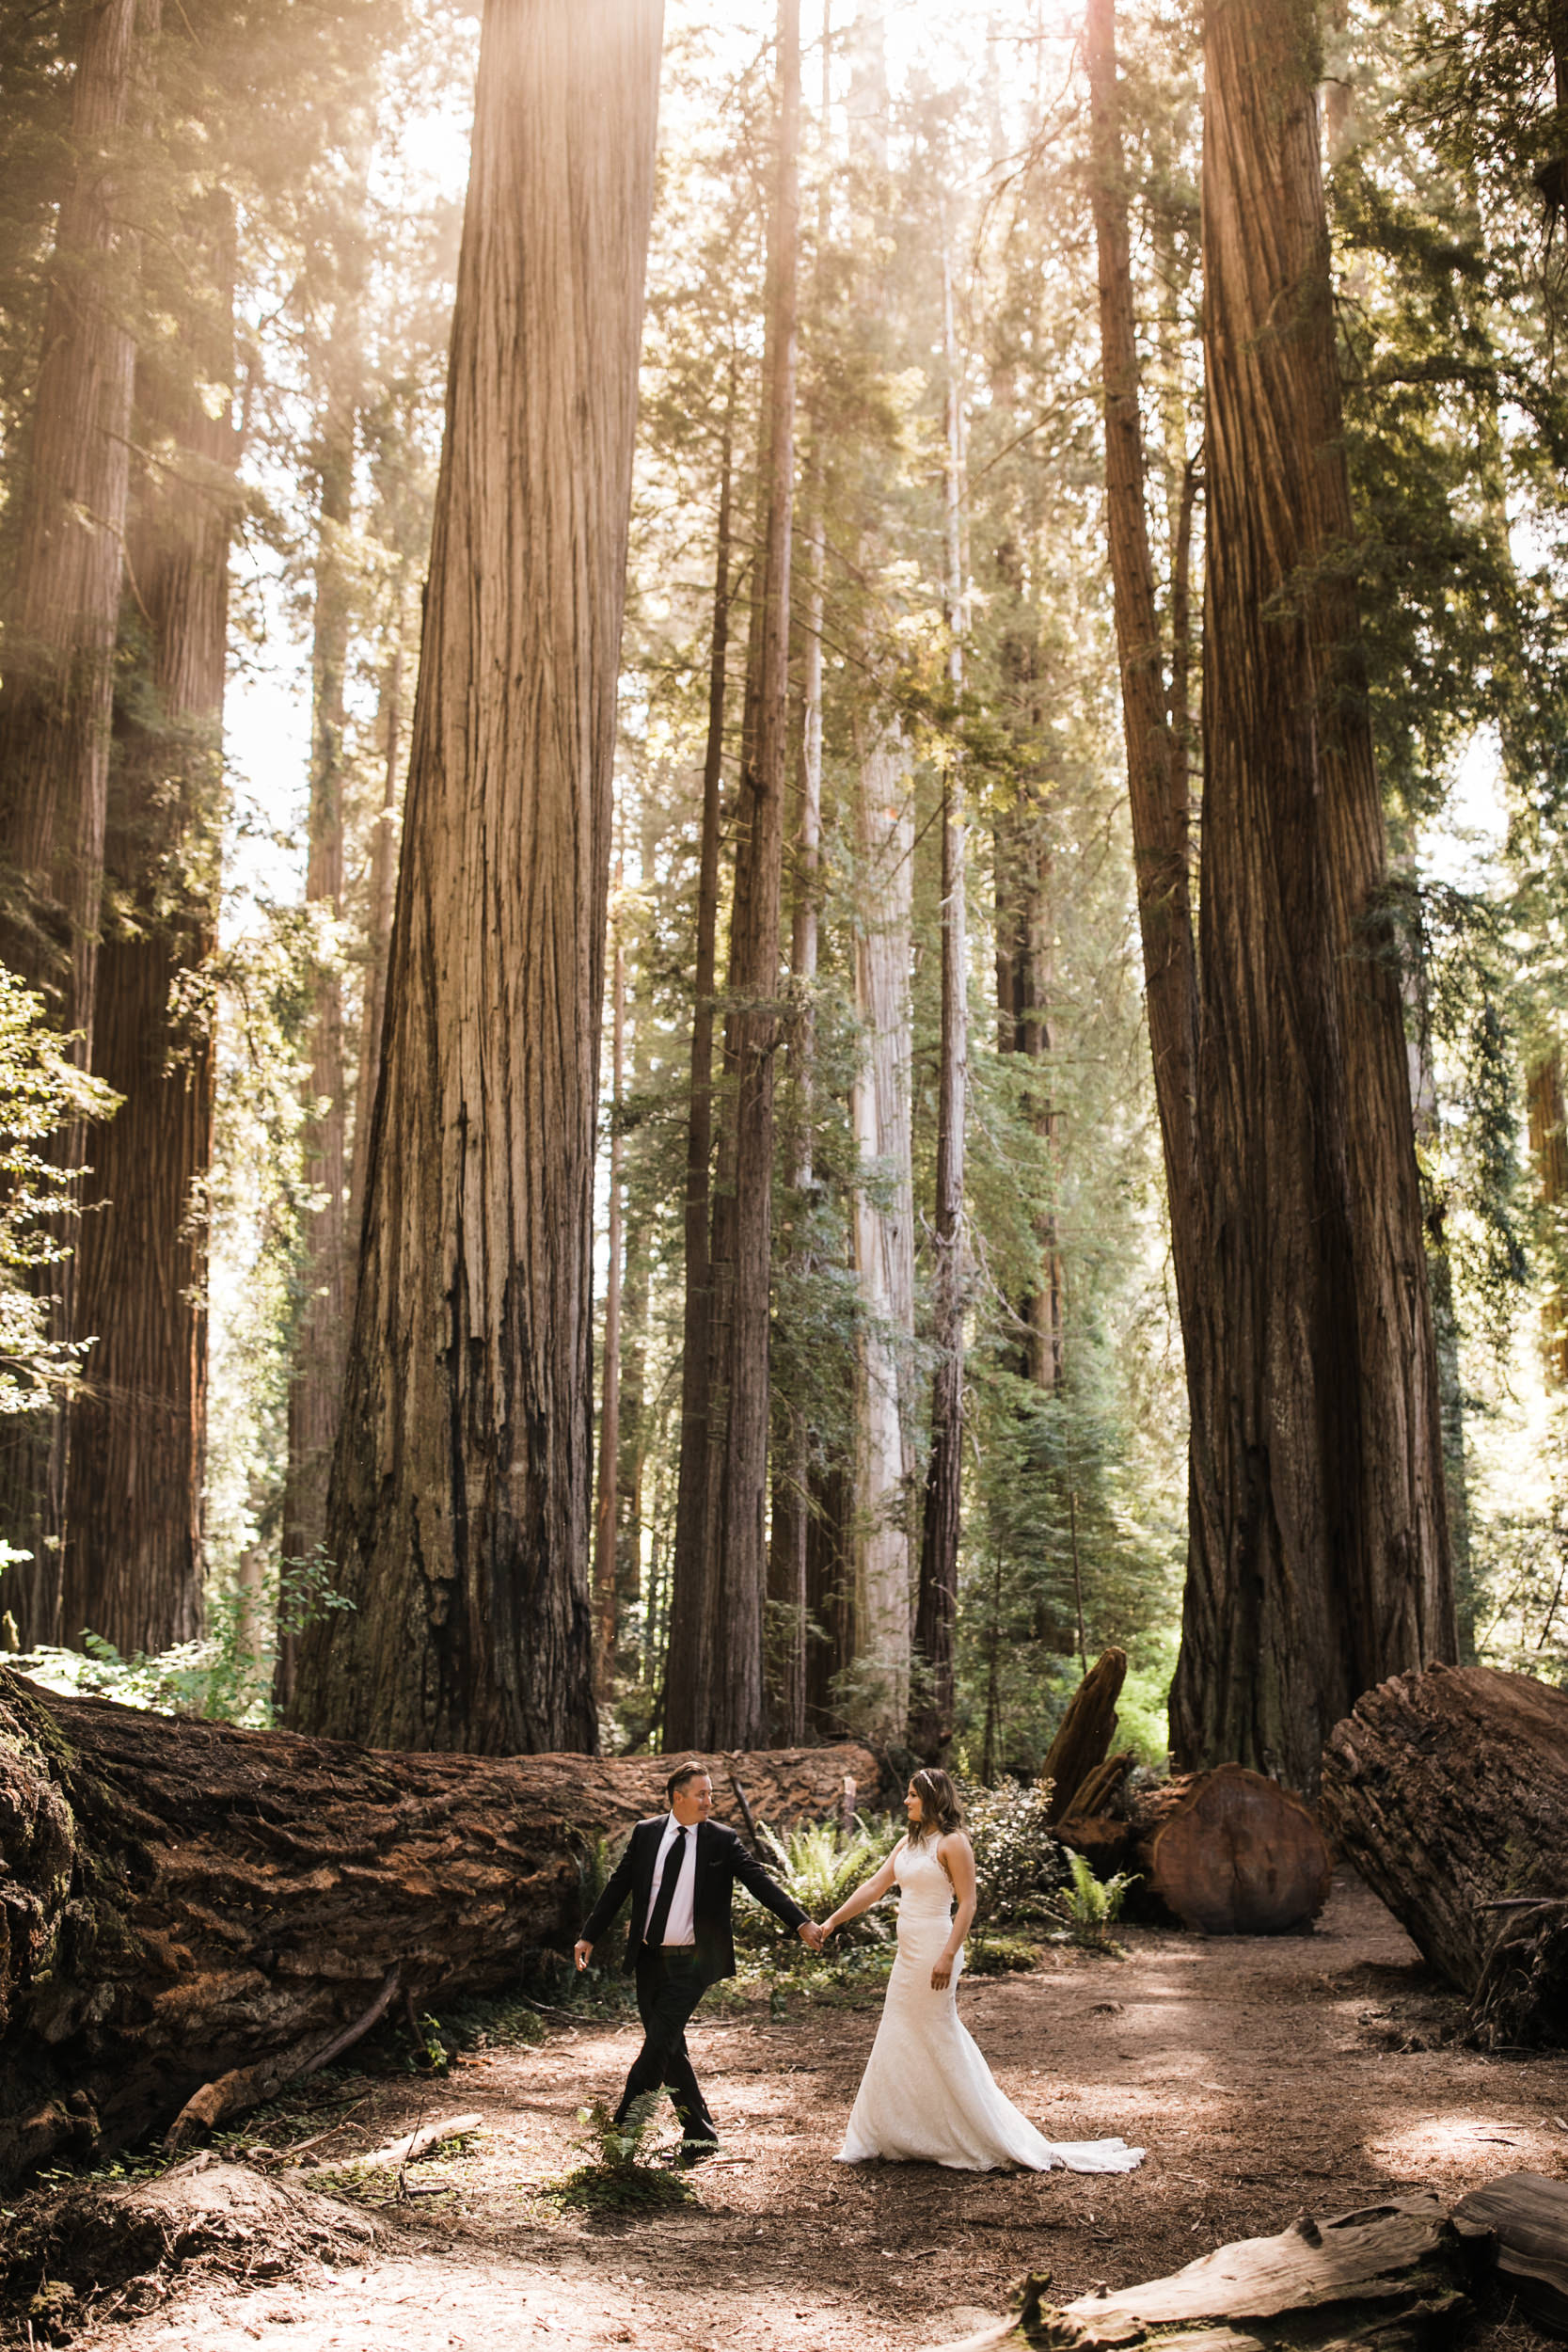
left=580, top=1815, right=808, bottom=1986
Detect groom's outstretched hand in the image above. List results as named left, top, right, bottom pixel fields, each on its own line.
left=573, top=1939, right=593, bottom=1972
left=798, top=1920, right=826, bottom=1953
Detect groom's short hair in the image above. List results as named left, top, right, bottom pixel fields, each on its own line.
left=666, top=1760, right=709, bottom=1803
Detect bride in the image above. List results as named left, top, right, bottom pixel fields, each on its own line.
left=820, top=1768, right=1145, bottom=2174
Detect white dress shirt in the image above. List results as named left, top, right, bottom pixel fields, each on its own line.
left=648, top=1811, right=699, bottom=1947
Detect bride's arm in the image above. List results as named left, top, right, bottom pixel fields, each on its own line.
left=820, top=1841, right=902, bottom=1936
left=931, top=1833, right=977, bottom=1990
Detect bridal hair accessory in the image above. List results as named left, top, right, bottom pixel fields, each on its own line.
left=911, top=1767, right=964, bottom=1839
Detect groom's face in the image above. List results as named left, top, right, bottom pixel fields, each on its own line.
left=671, top=1772, right=713, bottom=1828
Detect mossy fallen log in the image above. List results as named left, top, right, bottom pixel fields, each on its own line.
left=0, top=1664, right=873, bottom=2186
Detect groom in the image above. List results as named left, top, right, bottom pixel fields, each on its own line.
left=574, top=1761, right=823, bottom=2155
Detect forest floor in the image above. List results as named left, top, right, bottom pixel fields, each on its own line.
left=51, top=1873, right=1568, bottom=2352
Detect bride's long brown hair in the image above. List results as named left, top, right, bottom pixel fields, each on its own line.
left=910, top=1767, right=964, bottom=1840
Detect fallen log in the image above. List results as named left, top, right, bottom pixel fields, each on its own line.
left=920, top=2194, right=1467, bottom=2352
left=1040, top=1649, right=1127, bottom=1822
left=360, top=2110, right=483, bottom=2169
left=1452, top=2171, right=1568, bottom=2336
left=1056, top=1763, right=1332, bottom=1934
left=0, top=1665, right=874, bottom=2187
left=1320, top=1663, right=1568, bottom=2047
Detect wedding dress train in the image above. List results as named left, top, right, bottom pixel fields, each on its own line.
left=836, top=1838, right=1146, bottom=2173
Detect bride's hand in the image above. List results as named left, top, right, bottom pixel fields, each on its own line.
left=930, top=1954, right=955, bottom=1990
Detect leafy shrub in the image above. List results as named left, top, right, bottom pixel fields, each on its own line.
left=961, top=1780, right=1070, bottom=1925
left=1042, top=1850, right=1138, bottom=1955
left=965, top=1931, right=1040, bottom=1976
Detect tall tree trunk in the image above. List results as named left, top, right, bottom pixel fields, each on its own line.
left=1528, top=1047, right=1568, bottom=1388
left=278, top=276, right=362, bottom=1705
left=849, top=717, right=915, bottom=1739
left=766, top=507, right=823, bottom=1742
left=62, top=236, right=239, bottom=1657
left=594, top=867, right=626, bottom=1694
left=290, top=0, right=664, bottom=1754
left=0, top=0, right=152, bottom=1644
left=994, top=781, right=1065, bottom=1391
left=911, top=241, right=969, bottom=1761
left=691, top=0, right=801, bottom=1751
left=348, top=590, right=409, bottom=1235
left=1084, top=0, right=1202, bottom=1338
left=1168, top=0, right=1453, bottom=1787
left=664, top=381, right=735, bottom=1749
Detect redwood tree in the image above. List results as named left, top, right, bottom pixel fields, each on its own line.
left=666, top=0, right=800, bottom=1751
left=290, top=0, right=664, bottom=1753
left=62, top=263, right=238, bottom=1657
left=0, top=0, right=150, bottom=1640
left=1164, top=0, right=1453, bottom=1785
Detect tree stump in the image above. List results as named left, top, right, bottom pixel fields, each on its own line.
left=0, top=1665, right=874, bottom=2185
left=1056, top=1763, right=1332, bottom=1934
left=1320, top=1663, right=1568, bottom=2046
left=1041, top=1649, right=1127, bottom=1821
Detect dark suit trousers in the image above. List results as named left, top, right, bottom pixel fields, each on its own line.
left=616, top=1947, right=715, bottom=2138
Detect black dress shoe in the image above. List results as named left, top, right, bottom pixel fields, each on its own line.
left=677, top=2133, right=721, bottom=2165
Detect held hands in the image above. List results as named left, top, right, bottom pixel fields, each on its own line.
left=573, top=1938, right=593, bottom=1972
left=798, top=1919, right=827, bottom=1953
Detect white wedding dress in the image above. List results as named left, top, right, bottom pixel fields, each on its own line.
left=836, top=1837, right=1146, bottom=2172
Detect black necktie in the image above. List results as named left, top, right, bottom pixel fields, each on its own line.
left=644, top=1825, right=689, bottom=1948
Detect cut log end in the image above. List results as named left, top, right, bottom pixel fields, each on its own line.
left=1148, top=1764, right=1332, bottom=1935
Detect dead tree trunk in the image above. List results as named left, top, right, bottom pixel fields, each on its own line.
left=0, top=1664, right=874, bottom=2187
left=62, top=253, right=239, bottom=1658
left=1167, top=0, right=1453, bottom=1788
left=0, top=0, right=151, bottom=1644
left=1321, top=1662, right=1568, bottom=2046
left=664, top=377, right=736, bottom=1749
left=692, top=0, right=800, bottom=1750
left=289, top=0, right=664, bottom=1754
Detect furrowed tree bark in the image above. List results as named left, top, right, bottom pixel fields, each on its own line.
left=848, top=717, right=916, bottom=1740
left=346, top=591, right=408, bottom=1237
left=0, top=1664, right=875, bottom=2187
left=1084, top=0, right=1204, bottom=1423
left=1166, top=0, right=1452, bottom=1787
left=62, top=256, right=239, bottom=1657
left=594, top=870, right=626, bottom=1693
left=911, top=241, right=969, bottom=1762
left=290, top=0, right=664, bottom=1753
left=0, top=0, right=153, bottom=1644
left=665, top=378, right=735, bottom=1750
left=1321, top=1662, right=1568, bottom=2047
left=693, top=0, right=800, bottom=1750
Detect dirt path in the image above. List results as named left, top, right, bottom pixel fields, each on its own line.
left=76, top=1875, right=1568, bottom=2352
